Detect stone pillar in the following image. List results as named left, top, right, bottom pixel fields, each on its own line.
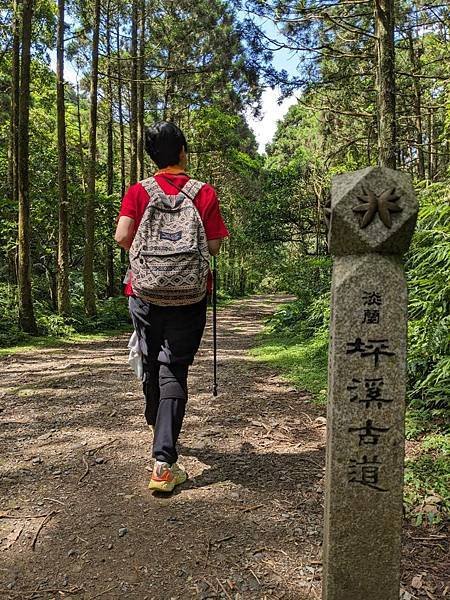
left=322, top=166, right=418, bottom=600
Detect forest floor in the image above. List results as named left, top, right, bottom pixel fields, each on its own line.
left=0, top=296, right=448, bottom=600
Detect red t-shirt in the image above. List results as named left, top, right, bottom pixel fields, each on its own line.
left=117, top=173, right=229, bottom=296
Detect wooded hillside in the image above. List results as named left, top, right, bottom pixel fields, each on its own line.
left=0, top=1, right=448, bottom=509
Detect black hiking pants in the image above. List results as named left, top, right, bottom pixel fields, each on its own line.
left=128, top=295, right=207, bottom=464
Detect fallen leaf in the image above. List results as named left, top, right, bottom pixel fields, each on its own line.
left=411, top=574, right=423, bottom=590
left=424, top=495, right=442, bottom=505
left=2, top=523, right=24, bottom=550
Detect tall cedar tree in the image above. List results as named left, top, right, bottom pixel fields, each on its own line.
left=105, top=0, right=115, bottom=297
left=17, top=0, right=38, bottom=333
left=9, top=0, right=20, bottom=214
left=374, top=0, right=396, bottom=168
left=129, top=0, right=138, bottom=184
left=137, top=0, right=145, bottom=179
left=57, top=0, right=71, bottom=315
left=83, top=0, right=101, bottom=316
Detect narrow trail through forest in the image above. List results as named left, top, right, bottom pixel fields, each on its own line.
left=0, top=296, right=447, bottom=600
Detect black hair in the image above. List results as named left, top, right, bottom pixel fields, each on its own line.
left=144, top=121, right=188, bottom=168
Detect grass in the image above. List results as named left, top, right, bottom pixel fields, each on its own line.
left=404, top=433, right=450, bottom=525
left=0, top=295, right=235, bottom=358
left=0, top=328, right=131, bottom=357
left=252, top=304, right=449, bottom=524
left=251, top=328, right=328, bottom=403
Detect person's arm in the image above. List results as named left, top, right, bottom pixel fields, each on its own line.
left=114, top=216, right=135, bottom=251
left=208, top=238, right=222, bottom=256
left=201, top=185, right=229, bottom=254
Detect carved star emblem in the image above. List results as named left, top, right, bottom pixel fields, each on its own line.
left=353, top=187, right=403, bottom=228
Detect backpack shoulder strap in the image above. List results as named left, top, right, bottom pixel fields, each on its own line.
left=181, top=178, right=205, bottom=201
left=140, top=175, right=205, bottom=204
left=139, top=176, right=164, bottom=199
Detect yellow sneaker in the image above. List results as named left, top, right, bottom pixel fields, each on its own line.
left=148, top=461, right=187, bottom=492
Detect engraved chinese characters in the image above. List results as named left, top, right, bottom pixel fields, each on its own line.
left=345, top=291, right=395, bottom=494
left=322, top=167, right=418, bottom=600
left=346, top=292, right=394, bottom=495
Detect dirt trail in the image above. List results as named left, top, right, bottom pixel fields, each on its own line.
left=0, top=296, right=447, bottom=600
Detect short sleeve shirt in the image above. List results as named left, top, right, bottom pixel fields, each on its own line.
left=118, top=173, right=229, bottom=296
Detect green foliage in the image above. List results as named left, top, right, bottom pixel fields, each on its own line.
left=0, top=282, right=130, bottom=347
left=251, top=328, right=328, bottom=401
left=406, top=183, right=450, bottom=424
left=58, top=297, right=130, bottom=334
left=265, top=257, right=331, bottom=333
left=265, top=102, right=323, bottom=170
left=189, top=107, right=256, bottom=156
left=35, top=312, right=75, bottom=338
left=404, top=433, right=450, bottom=525
left=0, top=284, right=23, bottom=347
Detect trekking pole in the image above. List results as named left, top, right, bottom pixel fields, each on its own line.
left=212, top=255, right=218, bottom=397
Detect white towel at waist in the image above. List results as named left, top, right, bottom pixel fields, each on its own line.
left=127, top=331, right=143, bottom=381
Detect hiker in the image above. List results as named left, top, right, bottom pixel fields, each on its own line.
left=114, top=121, right=229, bottom=492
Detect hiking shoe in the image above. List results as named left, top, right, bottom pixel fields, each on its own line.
left=148, top=461, right=187, bottom=493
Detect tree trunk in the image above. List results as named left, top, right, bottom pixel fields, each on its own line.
left=76, top=80, right=87, bottom=193
left=116, top=20, right=127, bottom=280
left=374, top=0, right=396, bottom=169
left=17, top=0, right=37, bottom=334
left=9, top=0, right=20, bottom=208
left=44, top=262, right=58, bottom=312
left=137, top=0, right=146, bottom=179
left=115, top=24, right=126, bottom=197
left=129, top=0, right=138, bottom=184
left=105, top=0, right=115, bottom=297
left=8, top=0, right=20, bottom=287
left=407, top=27, right=425, bottom=179
left=431, top=109, right=437, bottom=181
left=83, top=0, right=100, bottom=316
left=427, top=110, right=433, bottom=181
left=162, top=58, right=174, bottom=121
left=56, top=0, right=71, bottom=315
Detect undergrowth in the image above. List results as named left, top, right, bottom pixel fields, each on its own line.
left=251, top=330, right=328, bottom=402
left=404, top=433, right=450, bottom=525
left=0, top=293, right=132, bottom=349
left=251, top=280, right=330, bottom=403
left=0, top=289, right=233, bottom=354
left=252, top=185, right=449, bottom=523
left=254, top=300, right=449, bottom=524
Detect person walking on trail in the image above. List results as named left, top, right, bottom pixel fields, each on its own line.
left=114, top=122, right=229, bottom=493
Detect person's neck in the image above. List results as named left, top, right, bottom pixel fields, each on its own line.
left=155, top=165, right=186, bottom=175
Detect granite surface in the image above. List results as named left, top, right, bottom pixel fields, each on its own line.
left=329, top=166, right=418, bottom=256
left=322, top=167, right=419, bottom=600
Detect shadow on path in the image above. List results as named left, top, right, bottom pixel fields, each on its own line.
left=1, top=296, right=447, bottom=599
left=0, top=296, right=327, bottom=599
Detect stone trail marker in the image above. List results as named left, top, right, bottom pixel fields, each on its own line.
left=322, top=166, right=418, bottom=600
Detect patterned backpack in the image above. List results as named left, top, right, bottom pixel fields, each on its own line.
left=129, top=176, right=210, bottom=306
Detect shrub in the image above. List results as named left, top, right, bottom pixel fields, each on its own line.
left=406, top=183, right=450, bottom=425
